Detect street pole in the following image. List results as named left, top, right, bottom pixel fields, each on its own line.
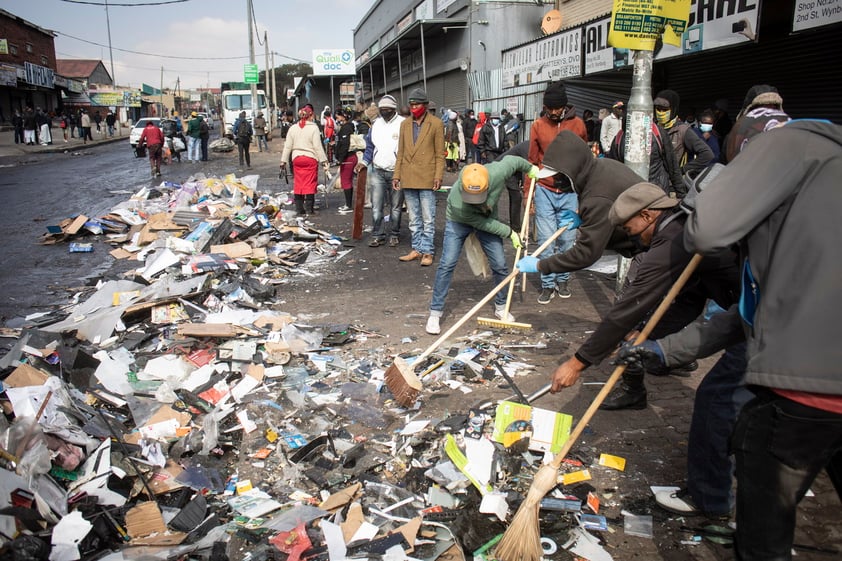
left=617, top=48, right=654, bottom=291
left=159, top=66, right=163, bottom=119
left=264, top=31, right=271, bottom=129
left=247, top=0, right=258, bottom=122
left=104, top=0, right=115, bottom=87
left=270, top=51, right=277, bottom=128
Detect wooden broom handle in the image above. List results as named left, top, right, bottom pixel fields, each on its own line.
left=550, top=253, right=704, bottom=470
left=503, top=176, right=537, bottom=316
left=416, top=225, right=569, bottom=363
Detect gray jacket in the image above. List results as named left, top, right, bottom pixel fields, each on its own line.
left=684, top=120, right=842, bottom=395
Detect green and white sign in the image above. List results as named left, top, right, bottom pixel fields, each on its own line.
left=244, top=64, right=259, bottom=83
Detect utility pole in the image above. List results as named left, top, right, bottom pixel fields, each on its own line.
left=159, top=66, right=163, bottom=118
left=264, top=31, right=271, bottom=129
left=104, top=0, right=115, bottom=86
left=270, top=51, right=277, bottom=129
left=247, top=0, right=258, bottom=121
left=617, top=49, right=654, bottom=291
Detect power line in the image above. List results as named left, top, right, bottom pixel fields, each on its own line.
left=59, top=0, right=191, bottom=5
left=251, top=1, right=264, bottom=47
left=56, top=30, right=251, bottom=60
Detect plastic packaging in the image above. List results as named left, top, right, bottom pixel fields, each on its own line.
left=68, top=243, right=94, bottom=253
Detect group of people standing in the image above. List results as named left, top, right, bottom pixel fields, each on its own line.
left=13, top=107, right=116, bottom=146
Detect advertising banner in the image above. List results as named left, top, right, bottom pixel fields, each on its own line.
left=608, top=0, right=691, bottom=50
left=24, top=61, right=55, bottom=88
left=584, top=16, right=630, bottom=75
left=793, top=0, right=842, bottom=32
left=502, top=28, right=581, bottom=89
left=655, top=0, right=759, bottom=60
left=312, top=49, right=356, bottom=76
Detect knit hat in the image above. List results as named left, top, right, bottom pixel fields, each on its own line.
left=378, top=95, right=398, bottom=109
left=460, top=164, right=490, bottom=204
left=543, top=81, right=568, bottom=109
left=408, top=88, right=429, bottom=104
left=609, top=182, right=679, bottom=226
left=654, top=89, right=680, bottom=117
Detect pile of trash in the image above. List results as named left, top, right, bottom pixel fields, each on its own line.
left=1, top=174, right=653, bottom=561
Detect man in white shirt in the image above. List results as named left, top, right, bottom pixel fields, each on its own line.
left=355, top=95, right=406, bottom=247
left=600, top=101, right=624, bottom=154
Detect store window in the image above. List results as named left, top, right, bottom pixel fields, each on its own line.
left=41, top=55, right=48, bottom=65
left=26, top=43, right=33, bottom=53
left=9, top=44, right=18, bottom=55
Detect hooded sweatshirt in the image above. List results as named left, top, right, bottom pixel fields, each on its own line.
left=685, top=120, right=842, bottom=396
left=536, top=131, right=642, bottom=274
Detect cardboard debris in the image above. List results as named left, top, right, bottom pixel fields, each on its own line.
left=4, top=363, right=51, bottom=388
left=319, top=482, right=362, bottom=511
left=124, top=501, right=187, bottom=546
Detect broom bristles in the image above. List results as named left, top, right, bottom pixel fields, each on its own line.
left=495, top=463, right=560, bottom=561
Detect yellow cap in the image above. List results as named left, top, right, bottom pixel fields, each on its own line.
left=461, top=164, right=489, bottom=204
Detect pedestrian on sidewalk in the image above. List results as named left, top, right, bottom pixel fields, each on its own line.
left=37, top=108, right=52, bottom=145
left=280, top=104, right=328, bottom=216
left=253, top=112, right=268, bottom=152
left=12, top=110, right=24, bottom=144
left=81, top=110, right=93, bottom=143
left=425, top=158, right=544, bottom=335
left=23, top=109, right=37, bottom=145
left=394, top=88, right=445, bottom=267
left=106, top=110, right=116, bottom=137
left=139, top=119, right=164, bottom=178
left=199, top=115, right=210, bottom=161
left=93, top=110, right=103, bottom=136
left=60, top=112, right=70, bottom=142
left=333, top=109, right=358, bottom=212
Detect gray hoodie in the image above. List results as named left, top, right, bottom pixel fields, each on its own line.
left=685, top=120, right=842, bottom=395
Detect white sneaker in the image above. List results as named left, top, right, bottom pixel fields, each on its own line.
left=425, top=314, right=441, bottom=335
left=494, top=305, right=515, bottom=323
left=654, top=489, right=699, bottom=515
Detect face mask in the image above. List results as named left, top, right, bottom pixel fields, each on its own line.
left=628, top=233, right=649, bottom=251
left=491, top=118, right=500, bottom=126
left=410, top=105, right=427, bottom=118
left=379, top=109, right=395, bottom=121
left=700, top=123, right=713, bottom=133
left=655, top=109, right=671, bottom=125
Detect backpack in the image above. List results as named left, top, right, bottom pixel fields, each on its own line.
left=679, top=162, right=726, bottom=214
left=200, top=120, right=209, bottom=135
left=237, top=120, right=252, bottom=142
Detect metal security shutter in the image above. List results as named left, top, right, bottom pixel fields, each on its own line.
left=565, top=70, right=633, bottom=116
left=657, top=23, right=841, bottom=123
left=443, top=69, right=469, bottom=112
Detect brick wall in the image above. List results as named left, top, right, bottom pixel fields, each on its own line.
left=0, top=13, right=57, bottom=70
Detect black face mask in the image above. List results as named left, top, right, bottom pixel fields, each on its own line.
left=379, top=109, right=395, bottom=121
left=628, top=233, right=649, bottom=251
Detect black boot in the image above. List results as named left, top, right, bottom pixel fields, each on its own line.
left=304, top=194, right=315, bottom=215
left=600, top=372, right=647, bottom=411
left=294, top=194, right=305, bottom=215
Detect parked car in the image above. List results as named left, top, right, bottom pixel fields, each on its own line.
left=129, top=118, right=162, bottom=149
left=198, top=112, right=214, bottom=129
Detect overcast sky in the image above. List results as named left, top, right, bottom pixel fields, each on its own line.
left=6, top=0, right=371, bottom=90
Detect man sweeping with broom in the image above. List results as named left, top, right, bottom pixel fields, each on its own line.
left=425, top=157, right=551, bottom=335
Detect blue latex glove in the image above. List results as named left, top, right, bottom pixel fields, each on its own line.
left=559, top=210, right=582, bottom=230
left=517, top=255, right=540, bottom=273
left=527, top=165, right=540, bottom=179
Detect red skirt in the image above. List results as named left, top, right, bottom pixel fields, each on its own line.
left=293, top=155, right=318, bottom=195
left=340, top=153, right=358, bottom=190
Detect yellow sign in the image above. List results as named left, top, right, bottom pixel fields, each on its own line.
left=0, top=39, right=8, bottom=55
left=608, top=0, right=691, bottom=50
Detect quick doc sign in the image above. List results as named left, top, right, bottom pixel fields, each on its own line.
left=312, top=49, right=356, bottom=76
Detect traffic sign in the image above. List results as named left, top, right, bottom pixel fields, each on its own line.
left=244, top=64, right=259, bottom=84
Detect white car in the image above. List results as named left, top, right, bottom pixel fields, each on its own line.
left=129, top=118, right=162, bottom=148
left=198, top=112, right=214, bottom=129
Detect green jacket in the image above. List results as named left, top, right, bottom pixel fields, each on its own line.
left=446, top=155, right=533, bottom=238
left=187, top=117, right=202, bottom=138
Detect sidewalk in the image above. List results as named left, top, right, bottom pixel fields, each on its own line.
left=0, top=124, right=128, bottom=158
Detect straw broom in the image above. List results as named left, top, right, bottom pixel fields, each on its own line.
left=495, top=254, right=704, bottom=561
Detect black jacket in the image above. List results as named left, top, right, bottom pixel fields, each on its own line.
left=537, top=131, right=643, bottom=274
left=477, top=122, right=506, bottom=155
left=607, top=123, right=683, bottom=194
left=576, top=209, right=739, bottom=365
left=334, top=121, right=356, bottom=163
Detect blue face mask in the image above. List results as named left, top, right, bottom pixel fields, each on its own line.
left=700, top=123, right=713, bottom=133
left=491, top=118, right=500, bottom=126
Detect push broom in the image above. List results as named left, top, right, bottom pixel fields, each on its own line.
left=494, top=253, right=704, bottom=561
left=385, top=226, right=569, bottom=407
left=477, top=177, right=537, bottom=330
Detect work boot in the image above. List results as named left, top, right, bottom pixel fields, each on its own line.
left=426, top=311, right=442, bottom=335
left=399, top=250, right=421, bottom=262
left=599, top=383, right=647, bottom=410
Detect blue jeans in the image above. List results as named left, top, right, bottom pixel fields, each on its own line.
left=188, top=136, right=200, bottom=161
left=687, top=342, right=753, bottom=515
left=403, top=189, right=436, bottom=255
left=369, top=166, right=403, bottom=240
left=430, top=220, right=509, bottom=312
left=257, top=135, right=268, bottom=151
left=732, top=389, right=842, bottom=561
left=534, top=186, right=578, bottom=287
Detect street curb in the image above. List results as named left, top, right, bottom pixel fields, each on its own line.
left=0, top=135, right=128, bottom=157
